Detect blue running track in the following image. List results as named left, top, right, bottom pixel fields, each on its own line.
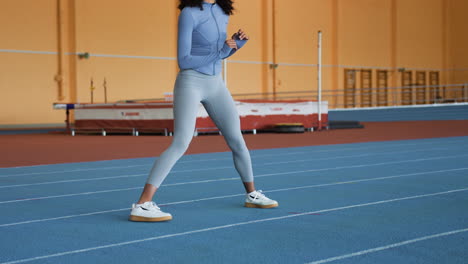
left=329, top=104, right=468, bottom=121
left=1, top=136, right=467, bottom=264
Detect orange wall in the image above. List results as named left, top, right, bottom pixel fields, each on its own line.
left=449, top=0, right=468, bottom=84
left=395, top=0, right=445, bottom=104
left=0, top=0, right=64, bottom=126
left=1, top=0, right=467, bottom=127
left=337, top=0, right=394, bottom=106
left=226, top=0, right=273, bottom=95
left=397, top=0, right=445, bottom=69
left=74, top=0, right=178, bottom=103
left=275, top=0, right=332, bottom=99
left=339, top=0, right=393, bottom=67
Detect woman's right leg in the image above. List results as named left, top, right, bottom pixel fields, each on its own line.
left=136, top=73, right=202, bottom=204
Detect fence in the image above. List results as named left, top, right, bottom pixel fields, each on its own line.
left=230, top=83, right=468, bottom=109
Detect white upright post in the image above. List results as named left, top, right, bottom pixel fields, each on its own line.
left=223, top=59, right=228, bottom=88
left=317, top=31, right=323, bottom=130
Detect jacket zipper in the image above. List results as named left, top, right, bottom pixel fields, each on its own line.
left=211, top=4, right=220, bottom=75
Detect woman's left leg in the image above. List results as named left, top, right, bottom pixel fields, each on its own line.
left=201, top=80, right=254, bottom=189
left=201, top=78, right=278, bottom=208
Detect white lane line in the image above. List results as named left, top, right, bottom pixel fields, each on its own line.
left=0, top=174, right=146, bottom=189
left=0, top=165, right=143, bottom=177
left=183, top=151, right=309, bottom=162
left=0, top=154, right=371, bottom=188
left=0, top=49, right=57, bottom=55
left=255, top=154, right=468, bottom=179
left=1, top=138, right=466, bottom=177
left=0, top=167, right=466, bottom=228
left=0, top=166, right=234, bottom=188
left=0, top=151, right=318, bottom=178
left=0, top=154, right=369, bottom=188
left=1, top=188, right=467, bottom=264
left=265, top=168, right=468, bottom=193
left=0, top=147, right=460, bottom=189
left=0, top=187, right=142, bottom=204
left=0, top=163, right=229, bottom=178
left=1, top=154, right=467, bottom=204
left=260, top=147, right=454, bottom=166
left=0, top=193, right=241, bottom=228
left=0, top=150, right=299, bottom=170
left=0, top=151, right=310, bottom=177
left=0, top=150, right=306, bottom=171
left=306, top=228, right=468, bottom=264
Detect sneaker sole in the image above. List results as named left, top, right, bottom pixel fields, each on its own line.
left=245, top=202, right=279, bottom=209
left=128, top=215, right=172, bottom=222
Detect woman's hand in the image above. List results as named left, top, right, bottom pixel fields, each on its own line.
left=225, top=39, right=238, bottom=49
left=232, top=29, right=249, bottom=40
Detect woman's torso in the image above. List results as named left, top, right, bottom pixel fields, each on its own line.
left=181, top=3, right=229, bottom=75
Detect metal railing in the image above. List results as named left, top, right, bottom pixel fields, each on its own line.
left=230, top=83, right=468, bottom=109
left=116, top=83, right=468, bottom=110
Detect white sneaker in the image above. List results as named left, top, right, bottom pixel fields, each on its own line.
left=129, top=201, right=172, bottom=222
left=245, top=190, right=279, bottom=209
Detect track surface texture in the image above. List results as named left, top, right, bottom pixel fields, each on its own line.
left=1, top=120, right=468, bottom=168
left=0, top=136, right=467, bottom=264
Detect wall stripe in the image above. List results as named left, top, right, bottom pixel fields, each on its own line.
left=88, top=53, right=176, bottom=61
left=1, top=48, right=467, bottom=72
left=0, top=49, right=57, bottom=55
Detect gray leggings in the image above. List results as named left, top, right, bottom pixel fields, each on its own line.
left=146, top=69, right=254, bottom=187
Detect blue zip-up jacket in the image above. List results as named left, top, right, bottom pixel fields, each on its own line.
left=177, top=2, right=248, bottom=75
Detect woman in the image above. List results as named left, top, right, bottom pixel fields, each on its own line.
left=129, top=0, right=278, bottom=222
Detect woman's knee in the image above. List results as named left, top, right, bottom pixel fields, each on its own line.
left=169, top=137, right=192, bottom=156
left=227, top=135, right=248, bottom=154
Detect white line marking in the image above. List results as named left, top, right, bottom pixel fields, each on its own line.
left=0, top=151, right=307, bottom=177
left=0, top=194, right=243, bottom=228
left=1, top=154, right=467, bottom=204
left=332, top=102, right=468, bottom=111
left=0, top=168, right=468, bottom=227
left=0, top=150, right=305, bottom=170
left=1, top=138, right=466, bottom=177
left=261, top=147, right=454, bottom=166
left=0, top=167, right=466, bottom=228
left=0, top=174, right=146, bottom=189
left=0, top=165, right=146, bottom=178
left=0, top=49, right=57, bottom=55
left=227, top=59, right=272, bottom=65
left=0, top=146, right=462, bottom=188
left=0, top=152, right=392, bottom=188
left=2, top=49, right=468, bottom=71
left=266, top=168, right=468, bottom=193
left=89, top=53, right=175, bottom=60
left=0, top=208, right=130, bottom=228
left=260, top=153, right=372, bottom=166
left=306, top=228, right=468, bottom=264
left=255, top=154, right=468, bottom=179
left=0, top=187, right=142, bottom=204
left=1, top=188, right=467, bottom=264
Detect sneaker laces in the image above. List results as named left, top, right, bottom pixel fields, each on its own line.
left=141, top=201, right=161, bottom=211
left=250, top=190, right=266, bottom=200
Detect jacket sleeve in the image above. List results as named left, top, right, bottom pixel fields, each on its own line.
left=177, top=9, right=231, bottom=69
left=220, top=38, right=248, bottom=59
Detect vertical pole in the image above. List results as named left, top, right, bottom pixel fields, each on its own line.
left=90, top=78, right=94, bottom=104
left=56, top=0, right=65, bottom=101
left=104, top=78, right=108, bottom=103
left=390, top=0, right=397, bottom=105
left=331, top=0, right=338, bottom=109
left=317, top=31, right=323, bottom=130
left=272, top=0, right=277, bottom=100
